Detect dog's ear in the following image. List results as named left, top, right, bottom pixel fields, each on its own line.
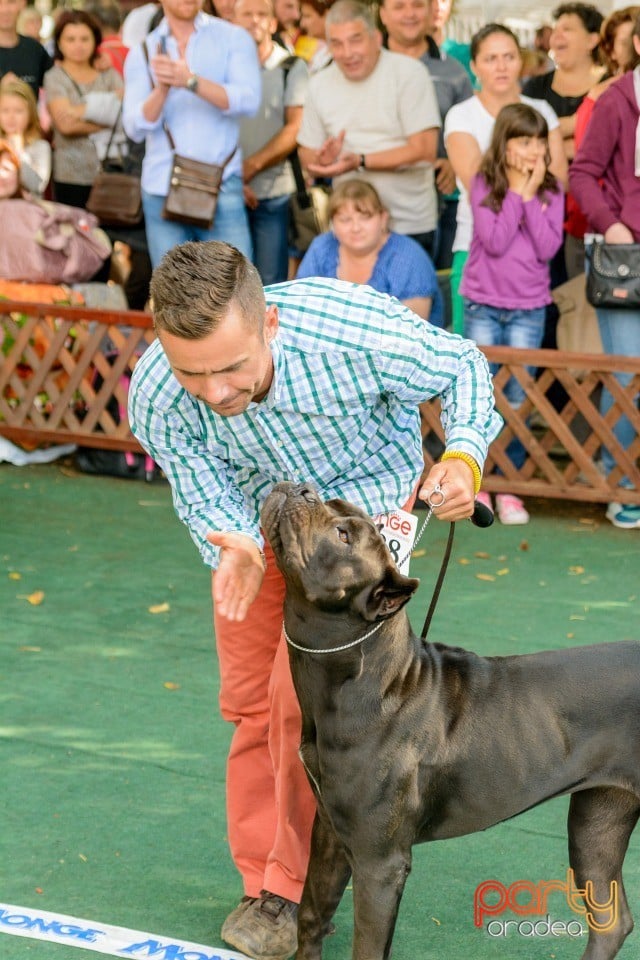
left=360, top=567, right=419, bottom=621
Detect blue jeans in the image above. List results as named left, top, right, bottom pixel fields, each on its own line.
left=596, top=305, right=640, bottom=487
left=247, top=194, right=290, bottom=286
left=464, top=299, right=546, bottom=470
left=142, top=175, right=252, bottom=268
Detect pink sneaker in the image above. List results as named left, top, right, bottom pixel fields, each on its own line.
left=496, top=494, right=530, bottom=525
left=476, top=491, right=493, bottom=511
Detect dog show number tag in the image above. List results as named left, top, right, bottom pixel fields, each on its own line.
left=371, top=508, right=418, bottom=575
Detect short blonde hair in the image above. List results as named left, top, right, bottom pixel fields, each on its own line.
left=328, top=179, right=386, bottom=219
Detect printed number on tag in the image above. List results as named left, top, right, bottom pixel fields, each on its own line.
left=371, top=508, right=418, bottom=575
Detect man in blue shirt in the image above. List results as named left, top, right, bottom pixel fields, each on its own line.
left=122, top=0, right=262, bottom=267
left=129, top=240, right=501, bottom=959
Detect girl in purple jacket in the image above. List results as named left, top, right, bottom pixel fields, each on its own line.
left=461, top=103, right=564, bottom=524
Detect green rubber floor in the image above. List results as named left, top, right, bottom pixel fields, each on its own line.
left=2, top=460, right=639, bottom=960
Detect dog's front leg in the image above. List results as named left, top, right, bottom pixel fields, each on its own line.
left=296, top=808, right=352, bottom=960
left=351, top=850, right=412, bottom=960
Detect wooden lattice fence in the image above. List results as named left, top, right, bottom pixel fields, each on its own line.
left=0, top=301, right=153, bottom=451
left=1, top=303, right=639, bottom=504
left=422, top=346, right=640, bottom=504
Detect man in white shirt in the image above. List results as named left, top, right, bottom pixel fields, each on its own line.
left=297, top=0, right=441, bottom=256
left=234, top=0, right=308, bottom=284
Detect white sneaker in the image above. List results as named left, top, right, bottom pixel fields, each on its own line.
left=496, top=494, right=530, bottom=525
left=605, top=502, right=640, bottom=529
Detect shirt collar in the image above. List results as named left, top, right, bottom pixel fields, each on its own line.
left=157, top=10, right=209, bottom=39
left=251, top=336, right=283, bottom=410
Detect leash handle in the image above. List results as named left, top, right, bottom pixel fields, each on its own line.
left=470, top=500, right=494, bottom=528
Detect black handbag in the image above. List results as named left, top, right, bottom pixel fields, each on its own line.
left=586, top=239, right=640, bottom=309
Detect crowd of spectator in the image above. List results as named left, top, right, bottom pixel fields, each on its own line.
left=0, top=0, right=639, bottom=529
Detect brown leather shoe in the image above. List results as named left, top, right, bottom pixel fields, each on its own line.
left=220, top=896, right=257, bottom=942
left=220, top=890, right=298, bottom=960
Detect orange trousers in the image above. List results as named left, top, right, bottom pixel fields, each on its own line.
left=213, top=492, right=417, bottom=903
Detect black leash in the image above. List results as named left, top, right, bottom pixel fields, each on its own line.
left=420, top=521, right=456, bottom=640
left=419, top=499, right=494, bottom=641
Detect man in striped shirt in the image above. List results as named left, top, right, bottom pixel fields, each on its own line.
left=129, top=240, right=501, bottom=959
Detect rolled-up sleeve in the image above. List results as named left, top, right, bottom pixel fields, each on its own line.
left=220, top=26, right=261, bottom=117
left=122, top=43, right=154, bottom=141
left=376, top=303, right=502, bottom=469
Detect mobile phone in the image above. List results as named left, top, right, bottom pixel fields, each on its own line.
left=157, top=36, right=167, bottom=54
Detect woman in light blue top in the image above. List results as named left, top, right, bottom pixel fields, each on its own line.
left=297, top=178, right=443, bottom=326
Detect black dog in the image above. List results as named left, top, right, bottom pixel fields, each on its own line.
left=261, top=481, right=640, bottom=960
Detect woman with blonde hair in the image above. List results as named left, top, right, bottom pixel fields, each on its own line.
left=0, top=78, right=51, bottom=195
left=297, top=178, right=442, bottom=323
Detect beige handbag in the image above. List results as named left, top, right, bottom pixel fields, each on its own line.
left=553, top=273, right=603, bottom=378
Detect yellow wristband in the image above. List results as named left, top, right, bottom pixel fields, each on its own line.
left=440, top=450, right=483, bottom=495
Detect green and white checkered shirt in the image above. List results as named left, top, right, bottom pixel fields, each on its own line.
left=129, top=278, right=501, bottom=567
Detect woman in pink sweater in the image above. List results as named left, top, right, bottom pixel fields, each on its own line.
left=570, top=14, right=640, bottom=530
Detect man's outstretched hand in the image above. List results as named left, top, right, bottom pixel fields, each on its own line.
left=208, top=531, right=265, bottom=622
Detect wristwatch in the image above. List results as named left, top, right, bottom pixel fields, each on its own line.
left=186, top=73, right=199, bottom=93
left=358, top=154, right=366, bottom=171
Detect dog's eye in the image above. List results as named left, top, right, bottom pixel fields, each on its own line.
left=336, top=527, right=350, bottom=544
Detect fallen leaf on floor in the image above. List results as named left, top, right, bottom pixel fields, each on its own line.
left=431, top=917, right=441, bottom=926
left=567, top=633, right=575, bottom=639
left=458, top=557, right=470, bottom=565
left=20, top=646, right=41, bottom=652
left=163, top=681, right=180, bottom=691
left=496, top=568, right=509, bottom=576
left=148, top=602, right=170, bottom=614
left=411, top=548, right=426, bottom=559
left=519, top=540, right=529, bottom=551
left=79, top=854, right=87, bottom=862
left=8, top=571, right=21, bottom=580
left=21, top=590, right=45, bottom=605
left=568, top=565, right=585, bottom=575
left=476, top=573, right=496, bottom=582
left=35, top=888, right=43, bottom=895
left=569, top=615, right=586, bottom=621
left=474, top=551, right=491, bottom=559
left=579, top=518, right=597, bottom=525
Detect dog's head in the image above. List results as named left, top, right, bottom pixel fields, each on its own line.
left=261, top=482, right=418, bottom=622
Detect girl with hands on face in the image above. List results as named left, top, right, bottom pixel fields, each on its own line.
left=460, top=103, right=564, bottom=525
left=505, top=136, right=548, bottom=201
